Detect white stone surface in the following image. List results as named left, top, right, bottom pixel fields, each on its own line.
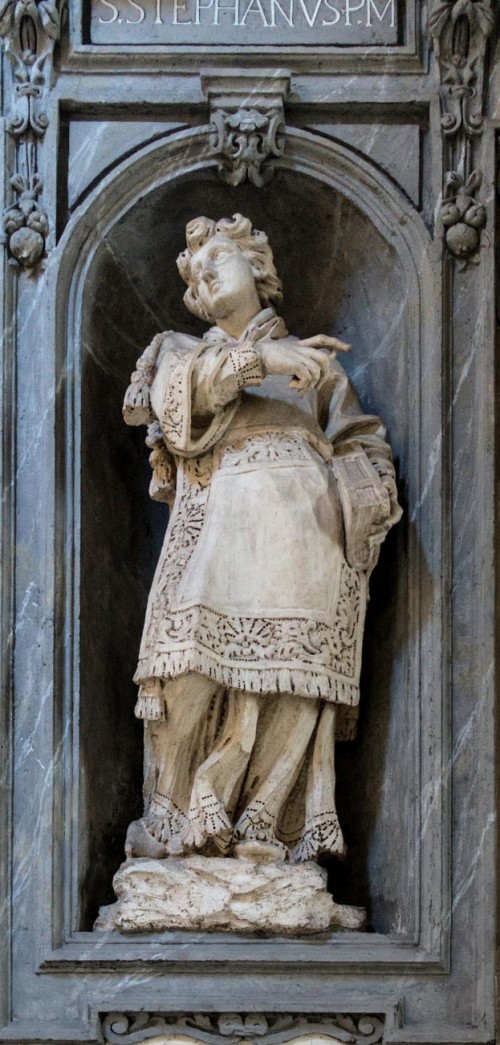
left=95, top=855, right=366, bottom=935
left=119, top=213, right=402, bottom=894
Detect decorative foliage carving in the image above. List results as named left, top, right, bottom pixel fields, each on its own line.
left=0, top=0, right=65, bottom=270
left=0, top=0, right=66, bottom=137
left=430, top=0, right=494, bottom=139
left=2, top=168, right=49, bottom=268
left=430, top=0, right=494, bottom=263
left=209, top=107, right=285, bottom=187
left=101, top=1012, right=385, bottom=1045
left=201, top=70, right=290, bottom=189
left=439, top=168, right=486, bottom=260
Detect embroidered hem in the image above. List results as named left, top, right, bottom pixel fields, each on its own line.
left=134, top=646, right=359, bottom=706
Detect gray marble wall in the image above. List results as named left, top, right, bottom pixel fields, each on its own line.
left=0, top=4, right=498, bottom=1043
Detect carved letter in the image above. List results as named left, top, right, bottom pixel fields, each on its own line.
left=154, top=0, right=163, bottom=21
left=366, top=0, right=394, bottom=27
left=297, top=0, right=322, bottom=27
left=321, top=0, right=340, bottom=25
left=344, top=0, right=365, bottom=26
left=194, top=0, right=214, bottom=24
left=99, top=0, right=120, bottom=22
left=173, top=0, right=193, bottom=23
left=269, top=0, right=294, bottom=26
left=239, top=0, right=269, bottom=25
left=214, top=0, right=239, bottom=24
left=125, top=0, right=145, bottom=22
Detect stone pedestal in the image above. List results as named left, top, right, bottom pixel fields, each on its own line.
left=95, top=855, right=366, bottom=935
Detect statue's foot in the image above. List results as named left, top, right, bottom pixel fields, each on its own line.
left=234, top=808, right=290, bottom=862
left=330, top=901, right=366, bottom=930
left=125, top=819, right=167, bottom=859
left=203, top=829, right=234, bottom=857
left=234, top=837, right=288, bottom=863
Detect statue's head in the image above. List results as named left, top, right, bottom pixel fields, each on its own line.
left=177, top=213, right=283, bottom=323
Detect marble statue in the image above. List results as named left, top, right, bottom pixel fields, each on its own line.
left=96, top=213, right=402, bottom=935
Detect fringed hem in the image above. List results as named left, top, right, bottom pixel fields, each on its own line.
left=133, top=646, right=359, bottom=707
left=286, top=813, right=347, bottom=863
left=135, top=694, right=166, bottom=720
left=135, top=679, right=166, bottom=720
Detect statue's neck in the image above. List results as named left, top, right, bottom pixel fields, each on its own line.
left=214, top=302, right=262, bottom=340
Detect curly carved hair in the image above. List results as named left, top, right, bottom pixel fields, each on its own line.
left=176, top=213, right=283, bottom=321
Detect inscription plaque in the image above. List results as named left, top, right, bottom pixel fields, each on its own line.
left=89, top=0, right=400, bottom=46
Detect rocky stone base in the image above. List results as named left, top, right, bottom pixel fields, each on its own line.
left=94, top=853, right=366, bottom=935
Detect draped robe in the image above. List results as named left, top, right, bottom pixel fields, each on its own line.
left=123, top=308, right=400, bottom=861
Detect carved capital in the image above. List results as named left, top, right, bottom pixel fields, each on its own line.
left=101, top=1012, right=385, bottom=1045
left=201, top=69, right=290, bottom=187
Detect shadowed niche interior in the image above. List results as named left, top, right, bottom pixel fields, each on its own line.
left=78, top=167, right=413, bottom=933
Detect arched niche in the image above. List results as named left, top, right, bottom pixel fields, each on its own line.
left=53, top=128, right=437, bottom=935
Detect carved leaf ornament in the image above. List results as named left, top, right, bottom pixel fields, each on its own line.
left=1, top=168, right=49, bottom=267
left=440, top=167, right=486, bottom=258
left=101, top=1013, right=385, bottom=1045
left=0, top=0, right=65, bottom=269
left=210, top=107, right=286, bottom=187
left=0, top=0, right=64, bottom=136
left=430, top=0, right=494, bottom=129
left=430, top=0, right=494, bottom=262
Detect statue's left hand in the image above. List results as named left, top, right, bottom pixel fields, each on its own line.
left=366, top=474, right=402, bottom=544
left=289, top=335, right=350, bottom=394
left=379, top=474, right=403, bottom=530
left=297, top=335, right=351, bottom=354
left=255, top=335, right=350, bottom=395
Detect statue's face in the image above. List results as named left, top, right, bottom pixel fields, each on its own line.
left=190, top=233, right=259, bottom=321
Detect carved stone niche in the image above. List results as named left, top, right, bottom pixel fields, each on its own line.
left=60, top=129, right=439, bottom=955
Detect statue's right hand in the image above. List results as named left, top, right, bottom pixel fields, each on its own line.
left=257, top=341, right=331, bottom=395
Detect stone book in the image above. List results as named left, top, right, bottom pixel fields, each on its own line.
left=332, top=449, right=391, bottom=571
